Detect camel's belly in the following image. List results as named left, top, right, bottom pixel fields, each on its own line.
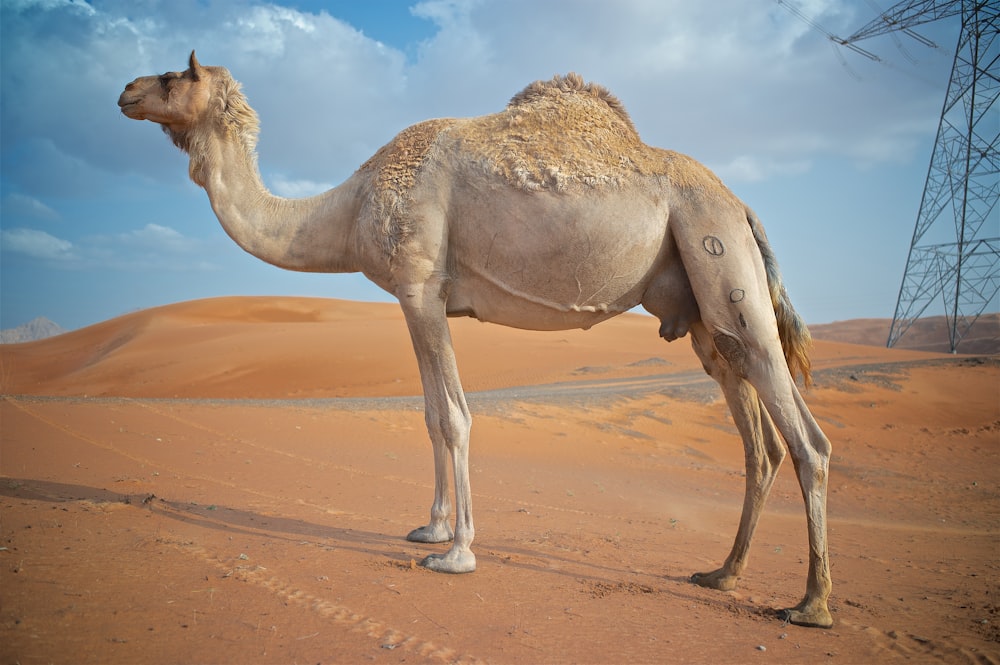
left=444, top=188, right=669, bottom=330
left=446, top=277, right=631, bottom=330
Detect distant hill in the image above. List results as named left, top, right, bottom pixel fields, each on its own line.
left=1, top=317, right=67, bottom=344
left=810, top=313, right=999, bottom=355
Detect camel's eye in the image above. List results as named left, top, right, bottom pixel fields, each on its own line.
left=159, top=73, right=180, bottom=88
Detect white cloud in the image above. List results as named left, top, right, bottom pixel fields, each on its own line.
left=2, top=194, right=61, bottom=221
left=715, top=155, right=813, bottom=183
left=226, top=4, right=319, bottom=57
left=83, top=224, right=218, bottom=271
left=3, top=0, right=94, bottom=14
left=0, top=223, right=218, bottom=272
left=1, top=228, right=75, bottom=261
left=117, top=223, right=198, bottom=252
left=269, top=174, right=335, bottom=198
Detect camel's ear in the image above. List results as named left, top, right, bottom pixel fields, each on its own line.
left=188, top=50, right=202, bottom=81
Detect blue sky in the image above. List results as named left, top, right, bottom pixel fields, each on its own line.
left=0, top=0, right=974, bottom=331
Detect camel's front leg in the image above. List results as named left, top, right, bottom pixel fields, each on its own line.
left=398, top=283, right=476, bottom=573
left=687, top=323, right=785, bottom=591
left=405, top=430, right=455, bottom=544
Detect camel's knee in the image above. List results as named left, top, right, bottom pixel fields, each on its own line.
left=424, top=402, right=471, bottom=449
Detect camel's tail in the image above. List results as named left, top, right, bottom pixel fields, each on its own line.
left=747, top=208, right=813, bottom=386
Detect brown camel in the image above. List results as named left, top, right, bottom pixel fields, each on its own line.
left=118, top=52, right=833, bottom=628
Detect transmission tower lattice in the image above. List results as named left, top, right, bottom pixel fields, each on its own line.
left=842, top=0, right=999, bottom=352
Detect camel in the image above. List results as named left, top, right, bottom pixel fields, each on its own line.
left=118, top=52, right=833, bottom=628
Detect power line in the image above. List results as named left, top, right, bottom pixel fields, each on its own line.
left=780, top=0, right=999, bottom=353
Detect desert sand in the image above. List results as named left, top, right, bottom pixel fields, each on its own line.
left=1, top=296, right=997, bottom=664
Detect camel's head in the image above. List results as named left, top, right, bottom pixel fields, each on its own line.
left=118, top=51, right=259, bottom=178
left=118, top=52, right=218, bottom=132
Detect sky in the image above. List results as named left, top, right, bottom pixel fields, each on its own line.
left=0, top=0, right=977, bottom=333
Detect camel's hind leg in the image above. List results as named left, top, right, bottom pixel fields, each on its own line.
left=687, top=321, right=785, bottom=591
left=744, top=353, right=833, bottom=628
left=670, top=209, right=833, bottom=628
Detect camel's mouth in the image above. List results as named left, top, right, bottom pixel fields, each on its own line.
left=117, top=94, right=144, bottom=119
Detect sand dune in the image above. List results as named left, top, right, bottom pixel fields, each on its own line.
left=2, top=297, right=998, bottom=664
left=810, top=312, right=1000, bottom=355
left=0, top=296, right=954, bottom=399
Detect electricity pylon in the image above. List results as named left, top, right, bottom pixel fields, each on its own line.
left=840, top=1, right=999, bottom=352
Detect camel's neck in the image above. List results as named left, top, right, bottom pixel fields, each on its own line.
left=193, top=131, right=362, bottom=274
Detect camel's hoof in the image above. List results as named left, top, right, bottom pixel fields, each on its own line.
left=406, top=523, right=454, bottom=544
left=420, top=549, right=476, bottom=574
left=690, top=569, right=738, bottom=592
left=777, top=604, right=834, bottom=629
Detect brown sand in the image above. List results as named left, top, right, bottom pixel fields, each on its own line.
left=1, top=296, right=997, bottom=664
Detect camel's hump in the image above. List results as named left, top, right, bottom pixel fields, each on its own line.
left=360, top=72, right=722, bottom=203
left=453, top=73, right=662, bottom=191
left=507, top=73, right=638, bottom=137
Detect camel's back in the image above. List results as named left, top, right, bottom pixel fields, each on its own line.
left=360, top=73, right=729, bottom=198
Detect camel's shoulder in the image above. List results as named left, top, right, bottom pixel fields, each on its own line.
left=356, top=117, right=460, bottom=258
left=359, top=117, right=459, bottom=195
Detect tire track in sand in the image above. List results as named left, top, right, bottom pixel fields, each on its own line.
left=154, top=537, right=484, bottom=664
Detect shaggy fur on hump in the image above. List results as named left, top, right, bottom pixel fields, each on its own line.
left=507, top=72, right=638, bottom=136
